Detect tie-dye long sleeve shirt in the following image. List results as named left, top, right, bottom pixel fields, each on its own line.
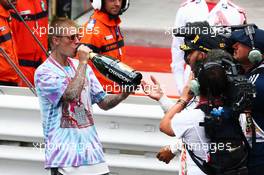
left=35, top=56, right=106, bottom=168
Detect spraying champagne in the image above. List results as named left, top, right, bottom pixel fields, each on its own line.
left=88, top=52, right=142, bottom=87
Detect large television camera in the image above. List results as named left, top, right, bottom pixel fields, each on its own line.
left=219, top=58, right=256, bottom=112
left=173, top=22, right=257, bottom=112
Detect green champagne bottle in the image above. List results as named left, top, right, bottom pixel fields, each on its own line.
left=89, top=53, right=142, bottom=86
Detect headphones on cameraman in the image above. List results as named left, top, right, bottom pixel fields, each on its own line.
left=245, top=25, right=263, bottom=64
left=190, top=62, right=223, bottom=96
left=90, top=0, right=130, bottom=15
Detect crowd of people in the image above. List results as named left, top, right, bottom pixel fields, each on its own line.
left=1, top=0, right=264, bottom=175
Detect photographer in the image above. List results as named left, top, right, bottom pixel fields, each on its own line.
left=154, top=25, right=264, bottom=174
left=230, top=28, right=264, bottom=175
left=143, top=50, right=236, bottom=175
left=143, top=48, right=250, bottom=174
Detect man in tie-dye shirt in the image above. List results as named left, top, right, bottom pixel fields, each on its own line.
left=35, top=17, right=132, bottom=175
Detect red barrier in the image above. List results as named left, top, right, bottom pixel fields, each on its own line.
left=124, top=45, right=172, bottom=73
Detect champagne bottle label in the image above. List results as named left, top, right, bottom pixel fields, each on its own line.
left=117, top=62, right=134, bottom=73
left=108, top=68, right=131, bottom=83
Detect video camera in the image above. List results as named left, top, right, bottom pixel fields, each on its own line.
left=173, top=21, right=257, bottom=112
left=220, top=58, right=256, bottom=112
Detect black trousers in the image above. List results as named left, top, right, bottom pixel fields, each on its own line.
left=50, top=168, right=62, bottom=175
left=50, top=168, right=109, bottom=175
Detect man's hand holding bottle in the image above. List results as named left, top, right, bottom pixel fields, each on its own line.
left=77, top=44, right=92, bottom=64
left=76, top=44, right=140, bottom=96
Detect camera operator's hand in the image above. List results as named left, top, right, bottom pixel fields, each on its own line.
left=156, top=145, right=176, bottom=164
left=141, top=75, right=164, bottom=101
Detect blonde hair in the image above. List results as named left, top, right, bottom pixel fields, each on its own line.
left=48, top=17, right=78, bottom=49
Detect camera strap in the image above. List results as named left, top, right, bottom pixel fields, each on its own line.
left=184, top=142, right=211, bottom=175
left=250, top=115, right=257, bottom=148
